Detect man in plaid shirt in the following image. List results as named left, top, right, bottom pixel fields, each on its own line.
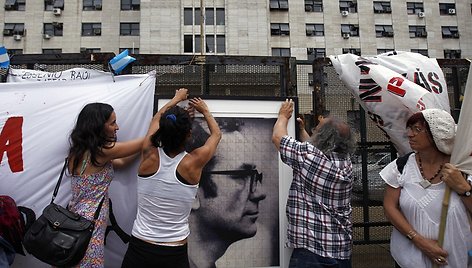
left=272, top=100, right=356, bottom=268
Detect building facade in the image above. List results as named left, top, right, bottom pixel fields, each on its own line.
left=1, top=0, right=471, bottom=59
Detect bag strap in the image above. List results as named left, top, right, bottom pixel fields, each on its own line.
left=92, top=196, right=105, bottom=221
left=105, top=198, right=131, bottom=244
left=51, top=158, right=68, bottom=204
left=396, top=151, right=414, bottom=174
left=51, top=157, right=104, bottom=221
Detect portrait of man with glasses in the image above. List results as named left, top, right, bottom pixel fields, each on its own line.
left=186, top=117, right=280, bottom=268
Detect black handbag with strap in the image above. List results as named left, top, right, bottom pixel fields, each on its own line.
left=23, top=158, right=104, bottom=267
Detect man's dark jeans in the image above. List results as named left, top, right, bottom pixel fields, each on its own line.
left=288, top=248, right=352, bottom=268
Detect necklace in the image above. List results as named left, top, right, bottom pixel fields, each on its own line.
left=417, top=154, right=443, bottom=189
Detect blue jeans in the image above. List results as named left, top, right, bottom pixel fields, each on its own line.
left=288, top=248, right=352, bottom=268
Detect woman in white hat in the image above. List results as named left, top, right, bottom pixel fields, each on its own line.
left=382, top=109, right=472, bottom=267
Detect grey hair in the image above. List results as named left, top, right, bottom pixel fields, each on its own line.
left=310, top=117, right=356, bottom=156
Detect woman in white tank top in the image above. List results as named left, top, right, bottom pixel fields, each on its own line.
left=122, top=88, right=221, bottom=268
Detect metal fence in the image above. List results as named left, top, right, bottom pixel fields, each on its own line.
left=2, top=53, right=470, bottom=268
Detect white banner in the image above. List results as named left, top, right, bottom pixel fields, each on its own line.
left=451, top=66, right=472, bottom=174
left=7, top=67, right=112, bottom=83
left=329, top=51, right=450, bottom=155
left=0, top=69, right=156, bottom=267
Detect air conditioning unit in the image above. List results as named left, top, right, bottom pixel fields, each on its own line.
left=3, top=29, right=11, bottom=35
left=53, top=8, right=61, bottom=15
left=342, top=33, right=350, bottom=39
left=94, top=4, right=102, bottom=10
left=341, top=10, right=349, bottom=17
left=93, top=28, right=101, bottom=35
left=448, top=8, right=456, bottom=15
left=52, top=21, right=60, bottom=27
left=417, top=12, right=425, bottom=18
left=13, top=34, right=22, bottom=41
left=4, top=4, right=13, bottom=10
left=43, top=33, right=51, bottom=39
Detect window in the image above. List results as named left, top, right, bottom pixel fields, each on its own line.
left=442, top=26, right=459, bottom=38
left=373, top=2, right=391, bottom=13
left=184, top=8, right=193, bottom=25
left=341, top=24, right=359, bottom=36
left=52, top=0, right=64, bottom=9
left=439, top=3, right=455, bottom=15
left=216, top=8, right=225, bottom=25
left=121, top=0, right=139, bottom=11
left=120, top=48, right=139, bottom=54
left=3, top=23, right=25, bottom=36
left=120, top=23, right=139, bottom=36
left=305, top=0, right=323, bottom=12
left=411, top=49, right=428, bottom=57
left=194, top=8, right=201, bottom=25
left=216, top=35, right=225, bottom=53
left=307, top=48, right=325, bottom=61
left=409, top=26, right=427, bottom=38
left=81, top=23, right=101, bottom=36
left=184, top=35, right=225, bottom=54
left=407, top=2, right=424, bottom=14
left=271, top=23, right=290, bottom=36
left=185, top=7, right=224, bottom=26
left=272, top=48, right=290, bottom=57
left=4, top=0, right=25, bottom=11
left=42, top=49, right=62, bottom=54
left=339, top=1, right=357, bottom=13
left=444, top=49, right=461, bottom=59
left=377, top=49, right=394, bottom=54
left=7, top=49, right=22, bottom=56
left=81, top=48, right=101, bottom=53
left=206, top=9, right=214, bottom=25
left=306, top=24, right=324, bottom=36
left=270, top=0, right=288, bottom=11
left=204, top=34, right=225, bottom=53
left=184, top=35, right=193, bottom=53
left=44, top=0, right=63, bottom=10
left=375, top=25, right=394, bottom=37
left=83, top=0, right=102, bottom=11
left=43, top=23, right=63, bottom=36
left=343, top=48, right=361, bottom=55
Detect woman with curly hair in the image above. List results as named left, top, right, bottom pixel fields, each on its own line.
left=67, top=101, right=147, bottom=267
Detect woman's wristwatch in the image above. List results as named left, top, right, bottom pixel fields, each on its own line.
left=459, top=176, right=472, bottom=197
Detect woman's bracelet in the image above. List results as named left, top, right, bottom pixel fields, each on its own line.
left=406, top=230, right=417, bottom=240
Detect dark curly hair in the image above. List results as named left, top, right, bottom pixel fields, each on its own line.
left=151, top=106, right=192, bottom=154
left=68, top=103, right=116, bottom=175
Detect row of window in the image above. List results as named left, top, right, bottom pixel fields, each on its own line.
left=4, top=0, right=139, bottom=11
left=7, top=47, right=140, bottom=55
left=301, top=48, right=461, bottom=60
left=271, top=23, right=460, bottom=39
left=272, top=0, right=462, bottom=16
left=3, top=23, right=140, bottom=37
left=184, top=7, right=225, bottom=26
left=2, top=22, right=460, bottom=39
left=183, top=34, right=225, bottom=54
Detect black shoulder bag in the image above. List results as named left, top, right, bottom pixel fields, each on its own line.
left=23, top=158, right=104, bottom=267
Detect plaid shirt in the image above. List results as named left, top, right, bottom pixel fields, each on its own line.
left=279, top=135, right=353, bottom=259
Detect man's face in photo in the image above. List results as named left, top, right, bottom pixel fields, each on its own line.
left=197, top=128, right=267, bottom=240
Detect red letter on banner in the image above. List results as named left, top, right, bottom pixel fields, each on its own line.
left=0, top=117, right=24, bottom=172
left=387, top=77, right=406, bottom=97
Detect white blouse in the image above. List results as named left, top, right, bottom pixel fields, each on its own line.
left=380, top=153, right=472, bottom=268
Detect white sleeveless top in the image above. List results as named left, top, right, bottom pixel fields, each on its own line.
left=380, top=153, right=472, bottom=268
left=131, top=147, right=198, bottom=243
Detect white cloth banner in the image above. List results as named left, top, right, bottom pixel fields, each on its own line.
left=329, top=51, right=450, bottom=155
left=450, top=66, right=472, bottom=174
left=7, top=67, right=112, bottom=83
left=0, top=69, right=155, bottom=267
